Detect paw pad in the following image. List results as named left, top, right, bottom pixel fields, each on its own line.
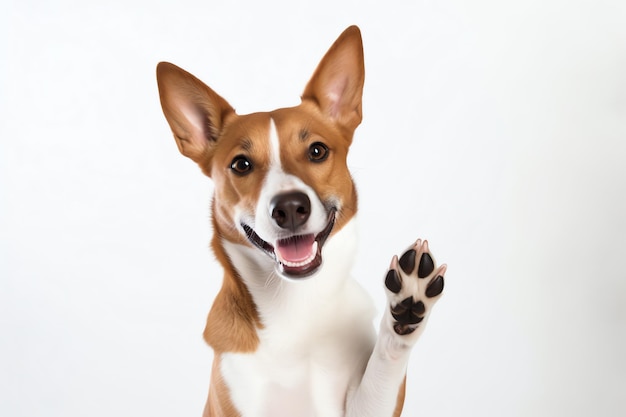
left=385, top=269, right=402, bottom=294
left=425, top=275, right=444, bottom=298
left=398, top=249, right=415, bottom=274
left=418, top=252, right=434, bottom=278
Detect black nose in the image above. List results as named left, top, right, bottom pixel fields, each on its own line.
left=270, top=191, right=311, bottom=231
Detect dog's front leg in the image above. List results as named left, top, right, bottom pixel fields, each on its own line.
left=346, top=239, right=445, bottom=417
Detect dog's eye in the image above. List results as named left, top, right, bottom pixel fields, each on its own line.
left=230, top=156, right=253, bottom=175
left=308, top=142, right=329, bottom=162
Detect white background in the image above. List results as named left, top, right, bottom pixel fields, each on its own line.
left=2, top=1, right=625, bottom=416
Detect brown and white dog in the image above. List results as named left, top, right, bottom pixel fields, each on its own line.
left=156, top=25, right=446, bottom=417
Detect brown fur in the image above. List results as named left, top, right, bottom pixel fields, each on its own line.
left=202, top=355, right=241, bottom=417
left=393, top=377, right=407, bottom=417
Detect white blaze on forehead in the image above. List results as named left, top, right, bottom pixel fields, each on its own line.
left=249, top=116, right=328, bottom=243
left=268, top=117, right=282, bottom=169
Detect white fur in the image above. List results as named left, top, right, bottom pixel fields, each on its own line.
left=268, top=118, right=282, bottom=167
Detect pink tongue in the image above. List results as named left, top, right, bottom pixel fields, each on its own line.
left=276, top=234, right=315, bottom=263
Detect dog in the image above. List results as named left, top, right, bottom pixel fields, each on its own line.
left=156, top=25, right=446, bottom=417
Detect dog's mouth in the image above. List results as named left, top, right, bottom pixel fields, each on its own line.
left=242, top=209, right=336, bottom=279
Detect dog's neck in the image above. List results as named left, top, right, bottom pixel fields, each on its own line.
left=219, top=218, right=376, bottom=352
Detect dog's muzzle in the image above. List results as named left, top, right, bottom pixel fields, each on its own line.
left=242, top=208, right=336, bottom=279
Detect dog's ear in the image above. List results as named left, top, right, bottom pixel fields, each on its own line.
left=302, top=25, right=365, bottom=135
left=156, top=62, right=235, bottom=170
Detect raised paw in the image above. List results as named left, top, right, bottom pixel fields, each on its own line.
left=384, top=239, right=446, bottom=336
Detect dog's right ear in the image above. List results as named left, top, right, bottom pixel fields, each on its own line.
left=301, top=26, right=365, bottom=138
left=156, top=62, right=235, bottom=170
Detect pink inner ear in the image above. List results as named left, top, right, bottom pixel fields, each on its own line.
left=180, top=101, right=208, bottom=138
left=325, top=76, right=349, bottom=119
left=169, top=97, right=213, bottom=159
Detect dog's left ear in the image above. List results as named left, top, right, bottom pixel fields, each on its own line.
left=302, top=25, right=365, bottom=136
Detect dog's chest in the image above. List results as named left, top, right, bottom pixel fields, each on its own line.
left=220, top=294, right=377, bottom=417
left=219, top=278, right=377, bottom=415
left=221, top=351, right=315, bottom=417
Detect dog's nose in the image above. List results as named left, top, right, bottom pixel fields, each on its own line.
left=270, top=191, right=311, bottom=231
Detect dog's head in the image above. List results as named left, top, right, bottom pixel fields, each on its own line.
left=157, top=26, right=364, bottom=279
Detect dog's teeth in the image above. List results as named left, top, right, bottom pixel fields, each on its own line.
left=280, top=241, right=318, bottom=267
